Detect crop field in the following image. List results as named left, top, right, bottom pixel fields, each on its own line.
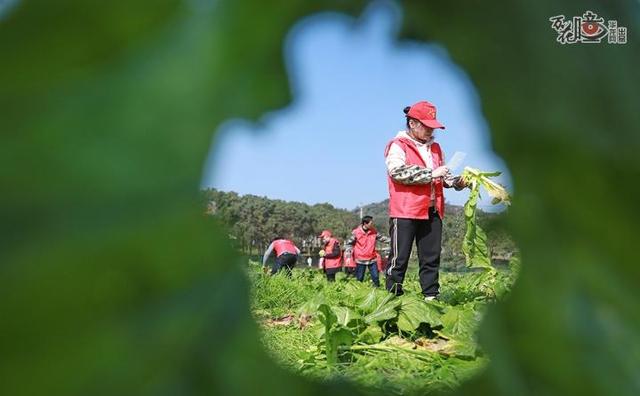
left=248, top=259, right=519, bottom=395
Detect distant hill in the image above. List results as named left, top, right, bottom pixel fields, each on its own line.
left=204, top=189, right=516, bottom=269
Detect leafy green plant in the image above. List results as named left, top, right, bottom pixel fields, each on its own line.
left=2, top=0, right=638, bottom=395
left=396, top=294, right=443, bottom=332
left=460, top=167, right=511, bottom=270
left=250, top=264, right=517, bottom=393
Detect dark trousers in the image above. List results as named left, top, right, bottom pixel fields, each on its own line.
left=355, top=262, right=380, bottom=287
left=325, top=267, right=341, bottom=282
left=344, top=267, right=356, bottom=277
left=385, top=208, right=442, bottom=297
left=271, top=253, right=297, bottom=276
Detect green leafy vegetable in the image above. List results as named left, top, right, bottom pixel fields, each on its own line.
left=363, top=293, right=402, bottom=323
left=397, top=295, right=443, bottom=332
left=460, top=167, right=511, bottom=270
left=441, top=304, right=478, bottom=340
left=357, top=325, right=384, bottom=344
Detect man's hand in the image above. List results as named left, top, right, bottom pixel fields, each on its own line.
left=432, top=166, right=450, bottom=178
left=318, top=249, right=325, bottom=258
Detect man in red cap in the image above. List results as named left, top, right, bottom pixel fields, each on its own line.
left=318, top=230, right=342, bottom=282
left=383, top=101, right=467, bottom=300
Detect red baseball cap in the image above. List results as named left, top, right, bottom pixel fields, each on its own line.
left=406, top=101, right=445, bottom=129
left=319, top=230, right=332, bottom=238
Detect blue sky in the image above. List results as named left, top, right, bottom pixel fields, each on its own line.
left=0, top=0, right=17, bottom=19
left=202, top=1, right=511, bottom=211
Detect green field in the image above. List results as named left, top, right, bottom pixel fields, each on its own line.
left=249, top=260, right=519, bottom=395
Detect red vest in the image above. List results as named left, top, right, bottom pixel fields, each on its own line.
left=384, top=137, right=445, bottom=219
left=323, top=237, right=342, bottom=269
left=273, top=239, right=298, bottom=256
left=352, top=226, right=378, bottom=261
left=343, top=250, right=356, bottom=268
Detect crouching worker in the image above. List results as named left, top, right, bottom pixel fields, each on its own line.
left=345, top=216, right=390, bottom=287
left=319, top=230, right=342, bottom=282
left=262, top=237, right=300, bottom=276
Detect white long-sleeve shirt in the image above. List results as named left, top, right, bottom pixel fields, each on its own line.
left=262, top=241, right=300, bottom=266
left=385, top=130, right=463, bottom=193
left=385, top=131, right=442, bottom=202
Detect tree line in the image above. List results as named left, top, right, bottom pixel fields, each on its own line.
left=203, top=189, right=359, bottom=255
left=203, top=189, right=516, bottom=268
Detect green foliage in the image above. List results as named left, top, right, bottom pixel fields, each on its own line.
left=439, top=270, right=517, bottom=305
left=357, top=325, right=384, bottom=344
left=204, top=189, right=359, bottom=252
left=251, top=267, right=320, bottom=317
left=317, top=304, right=354, bottom=364
left=461, top=168, right=511, bottom=206
left=462, top=185, right=492, bottom=269
left=441, top=304, right=478, bottom=340
left=460, top=167, right=511, bottom=270
left=251, top=264, right=513, bottom=393
left=208, top=188, right=517, bottom=271
left=397, top=295, right=443, bottom=332
left=362, top=293, right=402, bottom=324
left=2, top=0, right=639, bottom=395
left=210, top=188, right=518, bottom=272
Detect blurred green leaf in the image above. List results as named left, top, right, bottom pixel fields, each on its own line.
left=1, top=0, right=639, bottom=395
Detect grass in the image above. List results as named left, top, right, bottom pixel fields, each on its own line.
left=248, top=259, right=518, bottom=395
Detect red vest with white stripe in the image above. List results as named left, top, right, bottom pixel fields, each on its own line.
left=352, top=226, right=378, bottom=261
left=273, top=239, right=297, bottom=256
left=323, top=237, right=342, bottom=269
left=384, top=137, right=445, bottom=220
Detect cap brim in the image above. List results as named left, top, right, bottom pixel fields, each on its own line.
left=419, top=119, right=445, bottom=129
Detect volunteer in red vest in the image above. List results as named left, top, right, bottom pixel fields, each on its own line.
left=342, top=248, right=356, bottom=277
left=378, top=247, right=391, bottom=273
left=345, top=216, right=390, bottom=287
left=319, top=230, right=342, bottom=282
left=384, top=101, right=466, bottom=300
left=262, top=237, right=301, bottom=276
